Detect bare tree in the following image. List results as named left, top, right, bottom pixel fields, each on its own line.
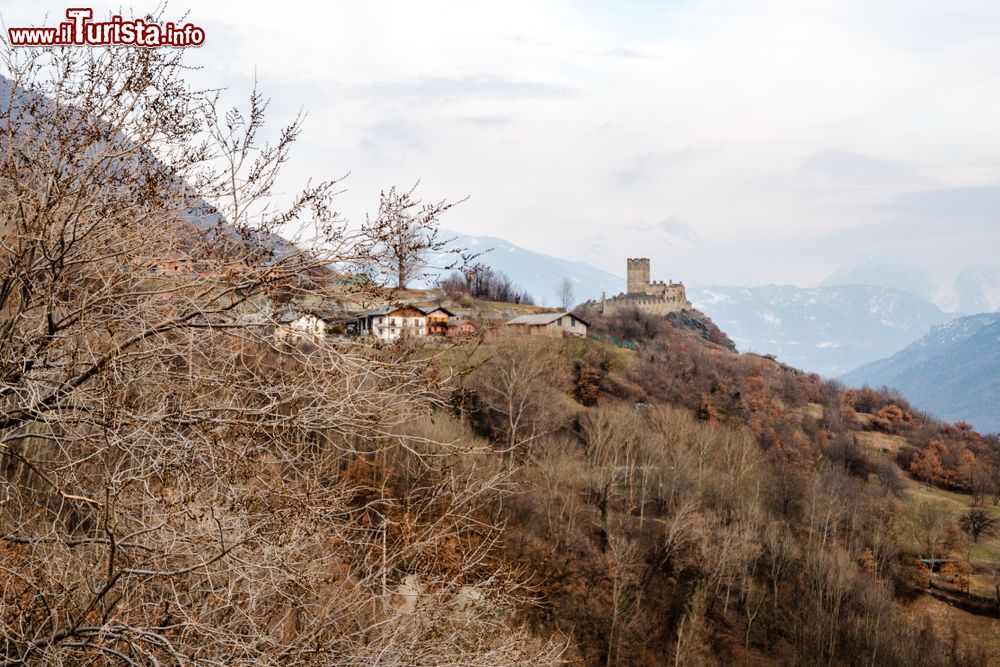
left=556, top=277, right=575, bottom=312
left=762, top=520, right=796, bottom=610
left=907, top=502, right=952, bottom=562
left=673, top=585, right=710, bottom=667
left=438, top=270, right=468, bottom=299
left=527, top=436, right=586, bottom=546
left=0, top=36, right=563, bottom=665
left=606, top=531, right=641, bottom=667
left=959, top=508, right=1000, bottom=544
left=361, top=184, right=472, bottom=289
left=581, top=405, right=639, bottom=552
left=466, top=264, right=534, bottom=304
left=468, top=340, right=566, bottom=465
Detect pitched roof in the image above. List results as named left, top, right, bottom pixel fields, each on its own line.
left=419, top=305, right=455, bottom=316
left=357, top=304, right=428, bottom=318
left=277, top=309, right=331, bottom=324
left=506, top=312, right=566, bottom=326
left=506, top=312, right=591, bottom=327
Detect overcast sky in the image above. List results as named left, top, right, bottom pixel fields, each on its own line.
left=5, top=1, right=1000, bottom=287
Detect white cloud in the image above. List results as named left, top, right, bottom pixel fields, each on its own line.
left=3, top=0, right=999, bottom=286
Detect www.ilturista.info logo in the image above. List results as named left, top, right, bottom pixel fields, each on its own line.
left=8, top=8, right=205, bottom=47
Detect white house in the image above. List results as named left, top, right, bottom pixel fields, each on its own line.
left=276, top=310, right=328, bottom=342
left=357, top=305, right=428, bottom=341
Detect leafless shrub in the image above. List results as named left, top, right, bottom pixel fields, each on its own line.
left=360, top=184, right=473, bottom=289
left=0, top=38, right=564, bottom=665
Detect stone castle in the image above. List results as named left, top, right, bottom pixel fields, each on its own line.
left=599, top=258, right=692, bottom=316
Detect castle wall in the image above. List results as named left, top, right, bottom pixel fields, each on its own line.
left=602, top=295, right=691, bottom=317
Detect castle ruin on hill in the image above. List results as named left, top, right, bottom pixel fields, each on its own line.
left=599, top=258, right=692, bottom=316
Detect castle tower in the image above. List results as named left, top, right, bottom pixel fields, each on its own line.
left=627, top=258, right=650, bottom=294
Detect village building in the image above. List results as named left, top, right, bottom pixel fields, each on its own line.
left=272, top=301, right=473, bottom=343
left=598, top=258, right=692, bottom=316
left=357, top=305, right=428, bottom=341
left=505, top=312, right=589, bottom=338
left=327, top=316, right=360, bottom=336
left=275, top=310, right=329, bottom=343
left=421, top=306, right=455, bottom=336
left=143, top=255, right=257, bottom=282
left=143, top=256, right=197, bottom=277
left=448, top=319, right=478, bottom=336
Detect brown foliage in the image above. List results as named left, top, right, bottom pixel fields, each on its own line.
left=0, top=42, right=564, bottom=665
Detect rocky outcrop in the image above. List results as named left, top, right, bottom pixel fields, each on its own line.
left=666, top=309, right=737, bottom=352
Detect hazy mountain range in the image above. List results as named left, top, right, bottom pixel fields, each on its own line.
left=687, top=285, right=952, bottom=377
left=842, top=313, right=1000, bottom=434
left=823, top=261, right=1000, bottom=314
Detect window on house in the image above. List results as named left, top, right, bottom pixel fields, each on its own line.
left=571, top=317, right=577, bottom=326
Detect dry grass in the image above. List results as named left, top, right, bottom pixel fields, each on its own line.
left=800, top=402, right=824, bottom=420
left=904, top=479, right=1000, bottom=564
left=856, top=430, right=909, bottom=454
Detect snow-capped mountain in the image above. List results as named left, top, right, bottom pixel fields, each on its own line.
left=688, top=285, right=952, bottom=377
left=842, top=313, right=1000, bottom=434
left=425, top=232, right=625, bottom=306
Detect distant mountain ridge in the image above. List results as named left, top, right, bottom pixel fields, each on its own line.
left=688, top=284, right=952, bottom=377
left=823, top=261, right=1000, bottom=314
left=842, top=312, right=1000, bottom=433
